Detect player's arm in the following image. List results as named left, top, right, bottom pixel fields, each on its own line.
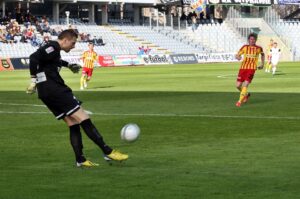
left=236, top=45, right=246, bottom=60
left=61, top=60, right=69, bottom=67
left=64, top=59, right=81, bottom=73
left=61, top=59, right=81, bottom=73
left=235, top=53, right=242, bottom=61
left=60, top=58, right=81, bottom=73
left=258, top=50, right=265, bottom=70
left=94, top=53, right=98, bottom=65
left=235, top=51, right=242, bottom=61
left=29, top=51, right=39, bottom=78
left=26, top=51, right=40, bottom=94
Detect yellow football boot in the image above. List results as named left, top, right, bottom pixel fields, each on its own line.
left=104, top=150, right=129, bottom=162
left=76, top=160, right=99, bottom=167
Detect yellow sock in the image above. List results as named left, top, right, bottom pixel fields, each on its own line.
left=267, top=63, right=272, bottom=71
left=238, top=87, right=248, bottom=103
left=80, top=76, right=85, bottom=88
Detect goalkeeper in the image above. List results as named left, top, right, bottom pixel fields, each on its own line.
left=26, top=29, right=128, bottom=167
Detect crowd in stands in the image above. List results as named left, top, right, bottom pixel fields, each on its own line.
left=0, top=11, right=105, bottom=48
left=79, top=33, right=105, bottom=46
left=1, top=12, right=59, bottom=46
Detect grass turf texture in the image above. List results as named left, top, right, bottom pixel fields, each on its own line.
left=0, top=62, right=300, bottom=199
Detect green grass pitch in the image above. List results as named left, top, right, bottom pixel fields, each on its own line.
left=0, top=62, right=300, bottom=199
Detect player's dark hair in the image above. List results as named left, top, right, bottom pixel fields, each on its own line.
left=248, top=33, right=258, bottom=40
left=58, top=29, right=78, bottom=40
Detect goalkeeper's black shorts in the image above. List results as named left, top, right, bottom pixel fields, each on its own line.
left=40, top=90, right=81, bottom=120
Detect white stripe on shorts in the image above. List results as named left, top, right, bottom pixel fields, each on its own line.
left=56, top=113, right=65, bottom=119
left=66, top=105, right=80, bottom=116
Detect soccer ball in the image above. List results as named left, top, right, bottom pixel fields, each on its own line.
left=121, top=123, right=140, bottom=142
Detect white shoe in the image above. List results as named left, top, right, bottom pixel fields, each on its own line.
left=84, top=82, right=87, bottom=88
left=80, top=86, right=84, bottom=90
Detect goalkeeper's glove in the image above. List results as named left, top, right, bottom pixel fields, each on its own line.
left=68, top=63, right=81, bottom=73
left=26, top=78, right=37, bottom=94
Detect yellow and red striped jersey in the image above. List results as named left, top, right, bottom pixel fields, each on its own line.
left=82, top=50, right=97, bottom=69
left=238, top=45, right=264, bottom=70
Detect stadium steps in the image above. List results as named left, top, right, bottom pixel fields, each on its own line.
left=105, top=25, right=170, bottom=54
left=229, top=18, right=292, bottom=61
left=109, top=25, right=205, bottom=54
left=174, top=23, right=241, bottom=53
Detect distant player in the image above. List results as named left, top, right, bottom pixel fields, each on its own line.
left=80, top=42, right=98, bottom=90
left=235, top=33, right=265, bottom=107
left=269, top=42, right=281, bottom=75
left=265, top=39, right=273, bottom=73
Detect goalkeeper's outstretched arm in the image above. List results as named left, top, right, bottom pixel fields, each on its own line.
left=61, top=59, right=81, bottom=73
left=29, top=52, right=39, bottom=78
left=26, top=52, right=39, bottom=94
left=61, top=60, right=69, bottom=68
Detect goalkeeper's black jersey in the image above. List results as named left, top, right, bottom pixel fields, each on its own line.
left=29, top=41, right=71, bottom=98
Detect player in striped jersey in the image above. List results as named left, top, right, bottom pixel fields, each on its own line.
left=235, top=33, right=265, bottom=107
left=80, top=42, right=98, bottom=90
left=265, top=39, right=273, bottom=73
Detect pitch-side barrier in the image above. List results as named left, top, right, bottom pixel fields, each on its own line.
left=0, top=53, right=238, bottom=71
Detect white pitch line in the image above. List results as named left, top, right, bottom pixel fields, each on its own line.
left=0, top=102, right=46, bottom=107
left=0, top=110, right=300, bottom=120
left=0, top=102, right=93, bottom=115
left=0, top=111, right=50, bottom=114
left=91, top=112, right=300, bottom=120
left=217, top=74, right=236, bottom=78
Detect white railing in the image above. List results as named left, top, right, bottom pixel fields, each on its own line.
left=263, top=6, right=291, bottom=49
left=225, top=7, right=250, bottom=40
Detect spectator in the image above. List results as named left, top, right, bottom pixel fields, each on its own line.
left=144, top=46, right=151, bottom=55
left=26, top=26, right=34, bottom=40
left=40, top=34, right=50, bottom=46
left=191, top=16, right=197, bottom=32
left=41, top=19, right=50, bottom=33
left=30, top=34, right=41, bottom=47
left=6, top=30, right=16, bottom=44
left=87, top=34, right=93, bottom=43
left=0, top=29, right=7, bottom=43
left=92, top=36, right=105, bottom=46
left=34, top=20, right=43, bottom=33
left=138, top=46, right=145, bottom=55
left=97, top=36, right=105, bottom=46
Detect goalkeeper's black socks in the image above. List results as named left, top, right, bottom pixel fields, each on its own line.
left=69, top=124, right=86, bottom=163
left=80, top=119, right=113, bottom=155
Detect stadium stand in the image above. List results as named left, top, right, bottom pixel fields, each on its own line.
left=1, top=1, right=299, bottom=61
left=63, top=25, right=146, bottom=57
left=181, top=22, right=243, bottom=53
left=264, top=6, right=300, bottom=60
left=272, top=21, right=300, bottom=60
left=110, top=25, right=207, bottom=54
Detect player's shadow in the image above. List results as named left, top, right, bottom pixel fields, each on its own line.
left=273, top=71, right=286, bottom=76
left=92, top=86, right=114, bottom=89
